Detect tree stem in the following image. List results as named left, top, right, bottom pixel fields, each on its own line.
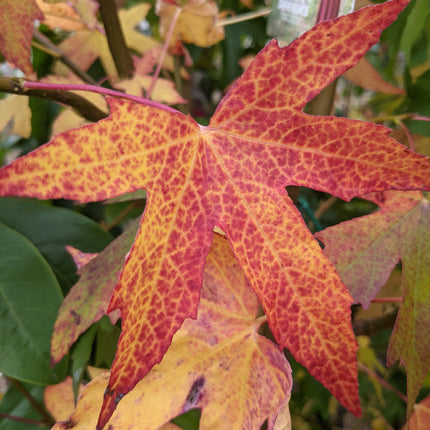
left=0, top=413, right=47, bottom=427
left=96, top=0, right=133, bottom=78
left=357, top=362, right=408, bottom=403
left=0, top=77, right=107, bottom=122
left=216, top=8, right=271, bottom=27
left=22, top=80, right=180, bottom=113
left=371, top=297, right=402, bottom=303
left=33, top=29, right=98, bottom=85
left=146, top=7, right=181, bottom=99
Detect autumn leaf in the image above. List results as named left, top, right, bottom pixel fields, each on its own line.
left=51, top=220, right=139, bottom=364
left=44, top=376, right=84, bottom=422
left=404, top=394, right=430, bottom=430
left=316, top=190, right=430, bottom=416
left=0, top=0, right=44, bottom=77
left=52, top=233, right=292, bottom=430
left=156, top=0, right=225, bottom=48
left=0, top=1, right=426, bottom=428
left=36, top=0, right=88, bottom=31
left=344, top=57, right=405, bottom=95
left=0, top=95, right=32, bottom=138
left=54, top=3, right=180, bottom=81
left=38, top=0, right=98, bottom=32
left=116, top=53, right=186, bottom=105
left=65, top=245, right=97, bottom=271
left=40, top=73, right=108, bottom=136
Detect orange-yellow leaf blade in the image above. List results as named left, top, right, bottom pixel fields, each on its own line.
left=208, top=171, right=360, bottom=415
left=0, top=98, right=198, bottom=202
left=53, top=234, right=292, bottom=430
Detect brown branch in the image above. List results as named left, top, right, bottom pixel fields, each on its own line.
left=33, top=29, right=98, bottom=86
left=96, top=0, right=133, bottom=78
left=358, top=362, right=408, bottom=403
left=0, top=77, right=108, bottom=123
left=0, top=413, right=47, bottom=427
left=314, top=195, right=338, bottom=220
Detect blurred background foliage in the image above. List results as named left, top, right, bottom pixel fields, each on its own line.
left=1, top=0, right=430, bottom=429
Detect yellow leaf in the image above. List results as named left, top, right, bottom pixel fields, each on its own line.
left=44, top=376, right=84, bottom=422
left=116, top=52, right=186, bottom=105
left=52, top=234, right=292, bottom=429
left=40, top=74, right=107, bottom=136
left=156, top=0, right=225, bottom=47
left=36, top=0, right=88, bottom=31
left=0, top=95, right=31, bottom=138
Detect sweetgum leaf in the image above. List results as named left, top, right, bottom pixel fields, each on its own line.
left=0, top=1, right=427, bottom=427
left=0, top=0, right=43, bottom=77
left=405, top=394, right=430, bottom=430
left=0, top=95, right=32, bottom=138
left=51, top=219, right=139, bottom=364
left=156, top=0, right=225, bottom=48
left=316, top=190, right=430, bottom=416
left=52, top=234, right=292, bottom=430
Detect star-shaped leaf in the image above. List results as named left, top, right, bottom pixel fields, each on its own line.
left=52, top=233, right=292, bottom=430
left=316, top=190, right=430, bottom=416
left=0, top=1, right=427, bottom=428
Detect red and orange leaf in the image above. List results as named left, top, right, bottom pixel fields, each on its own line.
left=316, top=190, right=430, bottom=416
left=0, top=0, right=44, bottom=77
left=51, top=220, right=139, bottom=364
left=344, top=57, right=405, bottom=95
left=404, top=394, right=430, bottom=430
left=0, top=1, right=426, bottom=428
left=65, top=245, right=98, bottom=271
left=52, top=234, right=292, bottom=430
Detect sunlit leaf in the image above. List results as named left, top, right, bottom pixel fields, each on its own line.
left=52, top=234, right=292, bottom=430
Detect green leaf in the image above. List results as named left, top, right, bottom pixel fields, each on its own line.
left=400, top=0, right=430, bottom=65
left=0, top=197, right=112, bottom=290
left=0, top=384, right=49, bottom=430
left=0, top=222, right=66, bottom=384
left=71, top=324, right=97, bottom=399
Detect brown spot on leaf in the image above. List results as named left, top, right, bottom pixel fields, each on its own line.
left=184, top=376, right=205, bottom=409
left=70, top=310, right=81, bottom=325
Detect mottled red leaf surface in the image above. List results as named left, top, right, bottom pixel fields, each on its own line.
left=316, top=190, right=430, bottom=415
left=51, top=220, right=139, bottom=364
left=52, top=234, right=292, bottom=430
left=0, top=1, right=427, bottom=428
left=65, top=245, right=98, bottom=270
left=0, top=0, right=44, bottom=77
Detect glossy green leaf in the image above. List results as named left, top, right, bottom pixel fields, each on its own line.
left=0, top=222, right=66, bottom=384
left=0, top=384, right=48, bottom=430
left=0, top=197, right=112, bottom=289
